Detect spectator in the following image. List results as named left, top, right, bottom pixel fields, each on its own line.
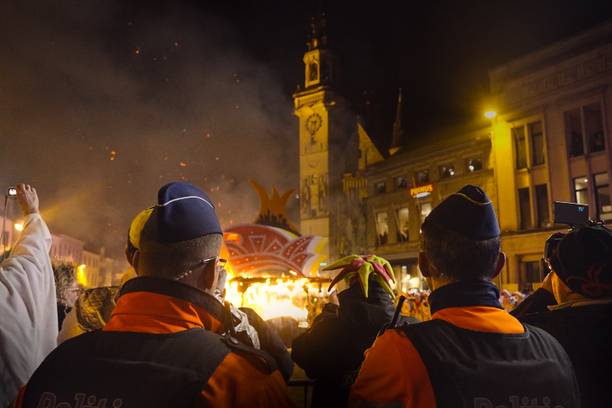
left=57, top=268, right=134, bottom=343
left=57, top=237, right=294, bottom=382
left=293, top=255, right=413, bottom=408
left=512, top=224, right=612, bottom=407
left=51, top=262, right=80, bottom=329
left=17, top=182, right=292, bottom=407
left=350, top=185, right=579, bottom=408
left=57, top=285, right=120, bottom=343
left=0, top=184, right=57, bottom=407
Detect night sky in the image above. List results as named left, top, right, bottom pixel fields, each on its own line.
left=2, top=0, right=612, bottom=255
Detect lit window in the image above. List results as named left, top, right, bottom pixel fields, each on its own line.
left=376, top=212, right=389, bottom=246
left=594, top=172, right=611, bottom=221
left=420, top=202, right=432, bottom=224
left=529, top=121, right=545, bottom=166
left=466, top=158, right=483, bottom=172
left=416, top=170, right=429, bottom=185
left=375, top=181, right=386, bottom=195
left=513, top=127, right=527, bottom=169
left=573, top=177, right=589, bottom=205
left=439, top=164, right=455, bottom=179
left=396, top=207, right=410, bottom=243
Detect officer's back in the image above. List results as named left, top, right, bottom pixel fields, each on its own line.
left=17, top=182, right=292, bottom=407
left=350, top=185, right=580, bottom=408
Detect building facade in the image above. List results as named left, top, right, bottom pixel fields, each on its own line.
left=488, top=21, right=612, bottom=290
left=2, top=212, right=127, bottom=287
left=296, top=20, right=612, bottom=291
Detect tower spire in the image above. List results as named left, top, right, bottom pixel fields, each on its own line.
left=307, top=12, right=327, bottom=50
left=389, top=88, right=403, bottom=155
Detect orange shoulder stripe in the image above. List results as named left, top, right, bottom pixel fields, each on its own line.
left=350, top=329, right=435, bottom=408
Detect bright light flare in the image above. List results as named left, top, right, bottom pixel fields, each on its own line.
left=76, top=264, right=88, bottom=287
left=14, top=222, right=24, bottom=232
left=224, top=266, right=329, bottom=324
left=484, top=110, right=497, bottom=119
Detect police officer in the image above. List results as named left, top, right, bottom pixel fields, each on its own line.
left=17, top=182, right=293, bottom=407
left=350, top=185, right=580, bottom=408
left=512, top=224, right=612, bottom=407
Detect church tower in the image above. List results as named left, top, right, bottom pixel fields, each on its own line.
left=293, top=14, right=356, bottom=257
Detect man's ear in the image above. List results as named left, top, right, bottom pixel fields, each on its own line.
left=418, top=251, right=432, bottom=278
left=491, top=251, right=506, bottom=280
left=131, top=250, right=141, bottom=275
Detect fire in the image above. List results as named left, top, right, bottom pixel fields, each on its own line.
left=224, top=264, right=330, bottom=326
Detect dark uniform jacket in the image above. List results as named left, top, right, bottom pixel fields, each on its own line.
left=16, top=277, right=293, bottom=408
left=292, top=280, right=416, bottom=408
left=351, top=281, right=580, bottom=408
left=513, top=288, right=612, bottom=408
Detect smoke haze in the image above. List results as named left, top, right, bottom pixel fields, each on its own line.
left=0, top=1, right=298, bottom=256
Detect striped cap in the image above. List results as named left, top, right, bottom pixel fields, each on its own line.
left=129, top=182, right=222, bottom=248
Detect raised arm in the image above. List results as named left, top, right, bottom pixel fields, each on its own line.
left=0, top=184, right=58, bottom=406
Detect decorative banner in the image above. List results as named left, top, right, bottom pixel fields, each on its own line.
left=224, top=224, right=328, bottom=277
left=409, top=184, right=433, bottom=198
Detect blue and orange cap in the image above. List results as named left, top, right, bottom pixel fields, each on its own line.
left=128, top=182, right=222, bottom=250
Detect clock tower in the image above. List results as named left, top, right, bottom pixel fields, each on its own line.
left=294, top=14, right=358, bottom=257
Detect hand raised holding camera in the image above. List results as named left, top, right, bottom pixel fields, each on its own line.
left=16, top=184, right=39, bottom=215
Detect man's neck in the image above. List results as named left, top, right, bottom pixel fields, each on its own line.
left=429, top=276, right=457, bottom=291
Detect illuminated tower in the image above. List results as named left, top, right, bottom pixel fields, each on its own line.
left=293, top=14, right=357, bottom=257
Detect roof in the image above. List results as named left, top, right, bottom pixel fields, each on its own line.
left=489, top=19, right=612, bottom=89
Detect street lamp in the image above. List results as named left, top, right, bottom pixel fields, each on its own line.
left=484, top=110, right=497, bottom=120
left=483, top=108, right=503, bottom=289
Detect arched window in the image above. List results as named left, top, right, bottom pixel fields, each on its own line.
left=309, top=62, right=318, bottom=82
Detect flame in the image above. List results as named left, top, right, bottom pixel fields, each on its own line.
left=224, top=261, right=329, bottom=325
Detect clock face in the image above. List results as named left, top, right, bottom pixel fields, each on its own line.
left=305, top=113, right=322, bottom=136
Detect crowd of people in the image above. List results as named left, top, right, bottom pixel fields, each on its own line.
left=0, top=182, right=610, bottom=407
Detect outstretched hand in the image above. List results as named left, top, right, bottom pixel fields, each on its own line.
left=16, top=184, right=39, bottom=215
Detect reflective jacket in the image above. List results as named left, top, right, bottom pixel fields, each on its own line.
left=17, top=277, right=293, bottom=408
left=350, top=289, right=580, bottom=408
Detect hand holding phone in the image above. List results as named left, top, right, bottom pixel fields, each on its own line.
left=15, top=184, right=39, bottom=215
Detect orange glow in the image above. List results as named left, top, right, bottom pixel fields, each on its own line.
left=224, top=263, right=330, bottom=325
left=409, top=184, right=433, bottom=198
left=76, top=264, right=88, bottom=287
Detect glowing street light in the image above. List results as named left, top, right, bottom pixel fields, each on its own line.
left=14, top=222, right=24, bottom=232
left=77, top=264, right=88, bottom=287
left=484, top=110, right=497, bottom=119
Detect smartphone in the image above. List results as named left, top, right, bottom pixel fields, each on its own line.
left=7, top=187, right=17, bottom=197
left=553, top=201, right=589, bottom=226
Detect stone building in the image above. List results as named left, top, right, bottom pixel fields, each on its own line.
left=295, top=19, right=612, bottom=291
left=488, top=21, right=612, bottom=291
